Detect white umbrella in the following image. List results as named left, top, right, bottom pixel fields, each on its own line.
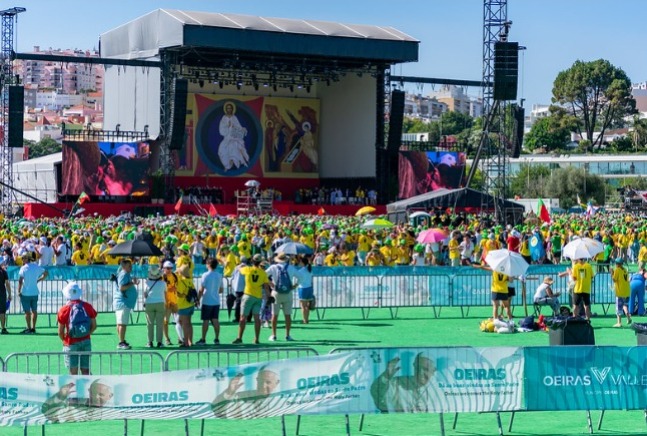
left=409, top=211, right=431, bottom=219
left=485, top=249, right=529, bottom=277
left=563, top=237, right=604, bottom=260
left=244, top=180, right=260, bottom=188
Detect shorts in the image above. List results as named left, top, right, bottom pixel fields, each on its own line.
left=115, top=308, right=131, bottom=325
left=241, top=294, right=262, bottom=317
left=178, top=306, right=195, bottom=317
left=573, top=293, right=591, bottom=306
left=20, top=295, right=38, bottom=313
left=200, top=304, right=220, bottom=321
left=64, top=339, right=92, bottom=369
left=616, top=297, right=629, bottom=315
left=491, top=292, right=508, bottom=302
left=298, top=286, right=314, bottom=301
left=507, top=287, right=516, bottom=298
left=271, top=291, right=293, bottom=317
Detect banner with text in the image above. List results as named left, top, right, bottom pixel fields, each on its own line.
left=0, top=347, right=523, bottom=426
left=525, top=346, right=647, bottom=410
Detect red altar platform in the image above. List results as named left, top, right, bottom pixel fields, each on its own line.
left=23, top=201, right=385, bottom=219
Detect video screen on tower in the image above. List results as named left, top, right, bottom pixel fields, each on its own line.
left=398, top=151, right=467, bottom=199
left=61, top=140, right=151, bottom=196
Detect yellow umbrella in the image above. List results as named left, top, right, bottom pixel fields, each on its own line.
left=355, top=206, right=376, bottom=216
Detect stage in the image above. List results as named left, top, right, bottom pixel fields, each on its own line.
left=23, top=201, right=385, bottom=219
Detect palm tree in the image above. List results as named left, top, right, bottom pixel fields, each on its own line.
left=631, top=114, right=647, bottom=151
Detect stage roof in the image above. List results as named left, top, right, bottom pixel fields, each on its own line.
left=387, top=188, right=525, bottom=214
left=100, top=9, right=419, bottom=64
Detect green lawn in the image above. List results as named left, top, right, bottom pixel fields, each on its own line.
left=1, top=305, right=646, bottom=435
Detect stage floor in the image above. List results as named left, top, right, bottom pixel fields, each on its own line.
left=23, top=201, right=386, bottom=218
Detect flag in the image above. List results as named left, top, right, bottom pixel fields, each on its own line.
left=586, top=201, right=598, bottom=218
left=537, top=198, right=551, bottom=223
left=576, top=194, right=586, bottom=209
left=77, top=191, right=90, bottom=205
left=208, top=203, right=218, bottom=217
left=317, top=207, right=326, bottom=216
left=174, top=197, right=182, bottom=213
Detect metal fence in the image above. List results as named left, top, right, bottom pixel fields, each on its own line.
left=5, top=265, right=621, bottom=319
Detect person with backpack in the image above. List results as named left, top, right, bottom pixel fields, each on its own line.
left=57, top=282, right=97, bottom=375
left=265, top=252, right=298, bottom=342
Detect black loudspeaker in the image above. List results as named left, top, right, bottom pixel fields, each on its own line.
left=169, top=78, right=188, bottom=150
left=493, top=42, right=518, bottom=101
left=511, top=105, right=525, bottom=158
left=8, top=85, right=24, bottom=148
left=387, top=90, right=405, bottom=151
left=549, top=319, right=595, bottom=346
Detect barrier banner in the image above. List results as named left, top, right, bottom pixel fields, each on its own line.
left=525, top=346, right=647, bottom=410
left=0, top=347, right=523, bottom=426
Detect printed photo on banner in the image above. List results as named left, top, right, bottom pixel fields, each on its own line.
left=398, top=151, right=467, bottom=199
left=61, top=140, right=150, bottom=197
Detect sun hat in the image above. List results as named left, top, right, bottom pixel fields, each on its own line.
left=179, top=243, right=190, bottom=252
left=543, top=276, right=554, bottom=285
left=62, top=282, right=83, bottom=300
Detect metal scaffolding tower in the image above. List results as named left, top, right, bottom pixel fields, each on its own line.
left=0, top=7, right=25, bottom=215
left=481, top=0, right=509, bottom=220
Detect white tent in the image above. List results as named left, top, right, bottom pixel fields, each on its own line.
left=12, top=152, right=61, bottom=204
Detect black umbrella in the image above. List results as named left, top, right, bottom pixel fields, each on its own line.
left=108, top=240, right=163, bottom=257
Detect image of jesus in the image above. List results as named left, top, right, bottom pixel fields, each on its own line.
left=218, top=102, right=249, bottom=171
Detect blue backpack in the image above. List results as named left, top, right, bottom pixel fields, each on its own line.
left=275, top=264, right=292, bottom=294
left=68, top=302, right=91, bottom=338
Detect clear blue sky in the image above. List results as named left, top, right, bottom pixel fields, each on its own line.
left=14, top=0, right=647, bottom=110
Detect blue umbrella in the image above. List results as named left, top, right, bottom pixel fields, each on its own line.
left=275, top=242, right=313, bottom=255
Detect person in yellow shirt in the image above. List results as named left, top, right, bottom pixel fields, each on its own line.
left=571, top=258, right=594, bottom=320
left=176, top=244, right=194, bottom=278
left=356, top=231, right=372, bottom=266
left=393, top=240, right=411, bottom=266
left=611, top=258, right=631, bottom=327
left=175, top=268, right=197, bottom=347
left=379, top=243, right=394, bottom=267
left=100, top=241, right=120, bottom=265
left=365, top=245, right=384, bottom=266
left=237, top=235, right=252, bottom=259
left=324, top=248, right=340, bottom=267
left=233, top=254, right=270, bottom=345
left=161, top=260, right=182, bottom=345
left=448, top=232, right=460, bottom=267
left=339, top=245, right=356, bottom=267
left=638, top=241, right=647, bottom=271
left=480, top=265, right=513, bottom=321
left=218, top=246, right=239, bottom=278
left=71, top=242, right=89, bottom=266
left=90, top=237, right=107, bottom=264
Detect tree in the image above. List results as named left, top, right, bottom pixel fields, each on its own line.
left=552, top=59, right=636, bottom=149
left=524, top=107, right=578, bottom=152
left=402, top=118, right=430, bottom=134
left=544, top=166, right=605, bottom=207
left=436, top=111, right=473, bottom=136
left=464, top=165, right=484, bottom=191
left=630, top=114, right=647, bottom=151
left=509, top=164, right=551, bottom=198
left=26, top=137, right=61, bottom=159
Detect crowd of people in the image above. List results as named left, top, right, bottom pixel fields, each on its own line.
left=1, top=208, right=647, bottom=373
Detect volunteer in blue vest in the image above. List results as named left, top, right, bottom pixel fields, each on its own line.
left=57, top=282, right=97, bottom=375
left=265, top=253, right=299, bottom=342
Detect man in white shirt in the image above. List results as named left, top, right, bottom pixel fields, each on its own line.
left=53, top=236, right=68, bottom=266
left=533, top=276, right=561, bottom=314
left=196, top=257, right=223, bottom=345
left=18, top=251, right=48, bottom=334
left=265, top=253, right=299, bottom=342
left=38, top=237, right=55, bottom=267
left=459, top=232, right=475, bottom=266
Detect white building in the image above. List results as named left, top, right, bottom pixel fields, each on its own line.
left=35, top=91, right=84, bottom=111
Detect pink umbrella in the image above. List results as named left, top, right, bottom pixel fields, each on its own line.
left=416, top=228, right=448, bottom=244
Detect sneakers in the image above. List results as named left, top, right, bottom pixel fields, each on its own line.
left=195, top=339, right=206, bottom=345
left=1, top=328, right=8, bottom=334
left=156, top=342, right=163, bottom=348
left=145, top=342, right=153, bottom=348
left=285, top=335, right=295, bottom=341
left=30, top=328, right=36, bottom=334
left=232, top=338, right=242, bottom=344
left=268, top=335, right=277, bottom=342
left=613, top=322, right=622, bottom=328
left=214, top=339, right=220, bottom=345
left=117, top=342, right=132, bottom=350
left=21, top=328, right=32, bottom=334
left=253, top=339, right=260, bottom=344
left=263, top=321, right=270, bottom=328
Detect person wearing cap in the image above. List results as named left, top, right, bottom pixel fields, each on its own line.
left=57, top=282, right=97, bottom=375
left=100, top=240, right=120, bottom=265
left=612, top=257, right=632, bottom=327
left=113, top=258, right=139, bottom=350
left=161, top=260, right=183, bottom=346
left=144, top=264, right=166, bottom=348
left=176, top=243, right=194, bottom=278
left=233, top=253, right=270, bottom=345
left=17, top=251, right=48, bottom=334
left=533, top=277, right=561, bottom=315
left=265, top=253, right=299, bottom=341
left=571, top=257, right=594, bottom=320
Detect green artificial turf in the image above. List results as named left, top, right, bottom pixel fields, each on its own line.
left=1, top=305, right=647, bottom=435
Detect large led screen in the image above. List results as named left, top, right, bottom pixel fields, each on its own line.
left=62, top=141, right=150, bottom=196
left=398, top=151, right=467, bottom=199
